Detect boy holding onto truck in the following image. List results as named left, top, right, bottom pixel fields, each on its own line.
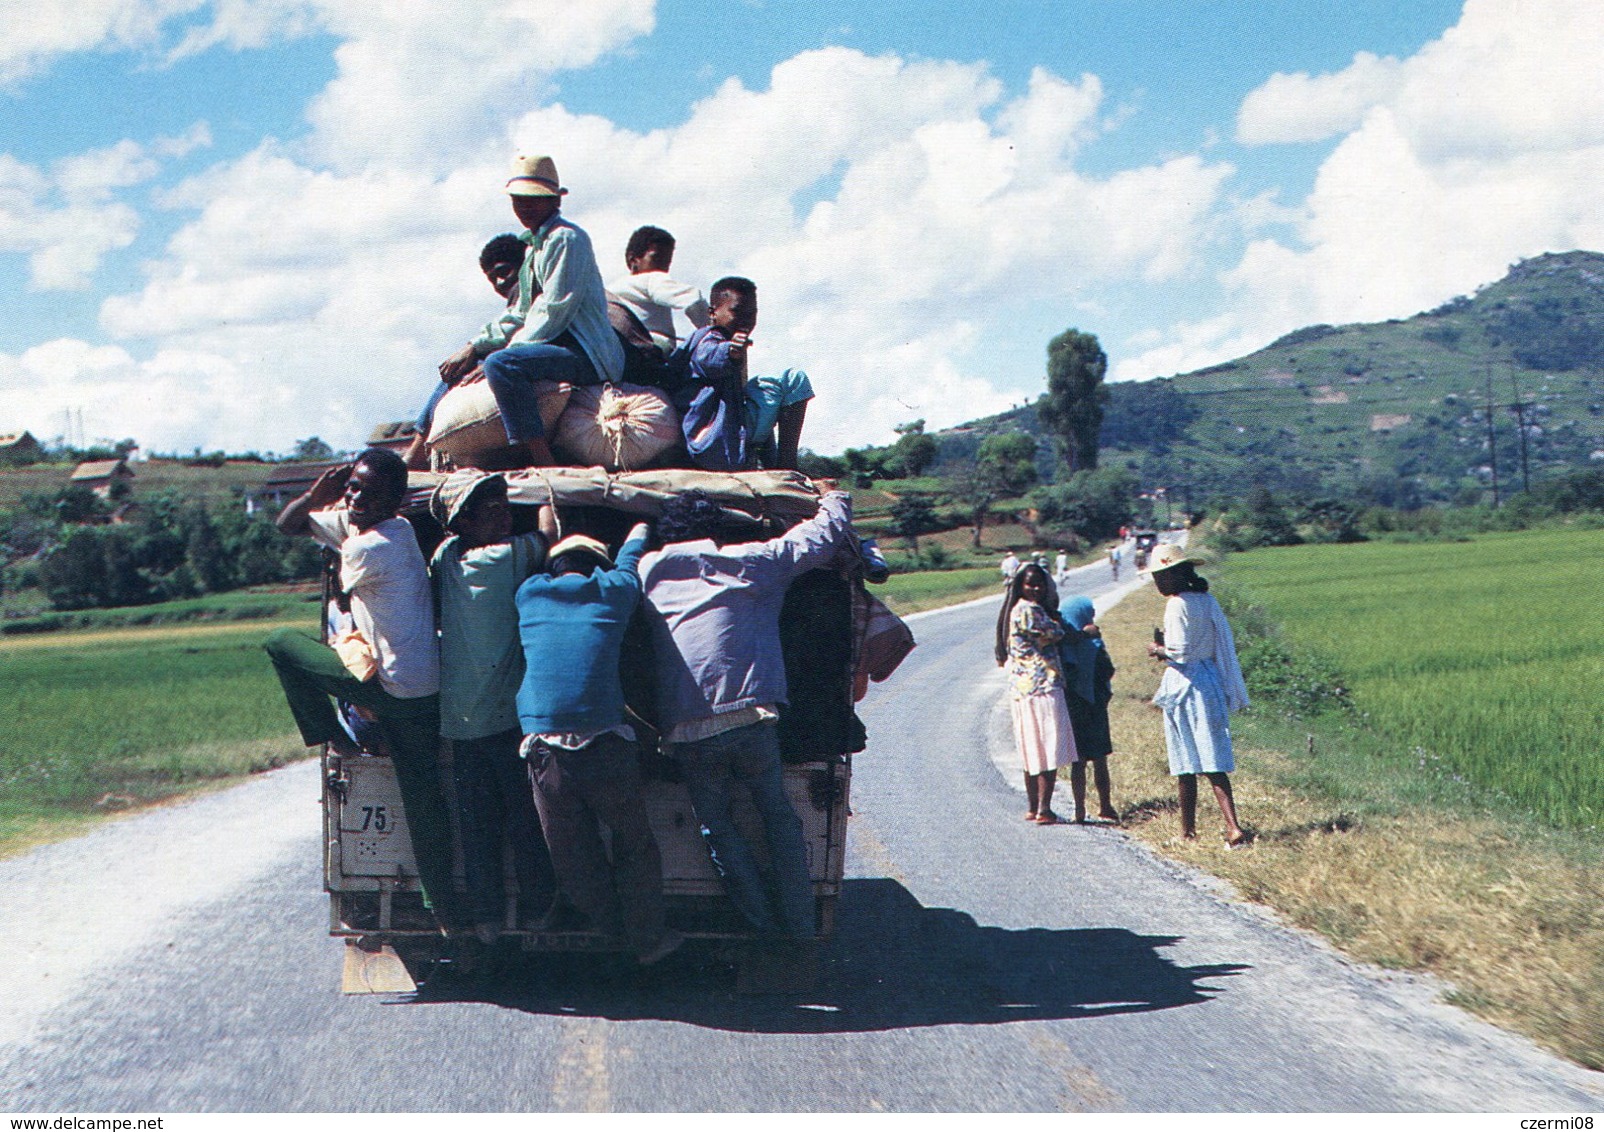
left=677, top=276, right=813, bottom=471
left=429, top=469, right=560, bottom=942
left=263, top=448, right=462, bottom=928
left=514, top=524, right=682, bottom=966
left=640, top=486, right=854, bottom=940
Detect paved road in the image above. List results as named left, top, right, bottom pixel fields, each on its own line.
left=1, top=553, right=1600, bottom=1111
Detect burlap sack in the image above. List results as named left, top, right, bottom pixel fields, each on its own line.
left=552, top=382, right=680, bottom=472
left=427, top=378, right=571, bottom=466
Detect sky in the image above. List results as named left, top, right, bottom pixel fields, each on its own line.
left=3, top=0, right=1603, bottom=458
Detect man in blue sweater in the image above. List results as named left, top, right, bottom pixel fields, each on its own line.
left=514, top=523, right=680, bottom=965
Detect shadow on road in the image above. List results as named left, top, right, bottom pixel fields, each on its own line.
left=403, top=878, right=1248, bottom=1033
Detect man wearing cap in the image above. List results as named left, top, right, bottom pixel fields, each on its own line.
left=436, top=154, right=624, bottom=467
left=513, top=523, right=681, bottom=965
left=430, top=469, right=559, bottom=940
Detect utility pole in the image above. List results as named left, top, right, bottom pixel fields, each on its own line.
left=1508, top=369, right=1532, bottom=494
left=1484, top=366, right=1500, bottom=508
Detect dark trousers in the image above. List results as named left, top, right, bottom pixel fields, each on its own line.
left=481, top=333, right=599, bottom=443
left=526, top=733, right=666, bottom=956
left=452, top=729, right=556, bottom=924
left=263, top=628, right=458, bottom=918
left=675, top=721, right=814, bottom=938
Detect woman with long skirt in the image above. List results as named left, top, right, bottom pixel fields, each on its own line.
left=995, top=563, right=1078, bottom=824
left=1145, top=545, right=1252, bottom=846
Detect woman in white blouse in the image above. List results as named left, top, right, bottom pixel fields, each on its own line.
left=1145, top=545, right=1251, bottom=846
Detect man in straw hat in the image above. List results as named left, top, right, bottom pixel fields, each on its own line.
left=514, top=522, right=682, bottom=965
left=429, top=469, right=559, bottom=941
left=434, top=154, right=624, bottom=467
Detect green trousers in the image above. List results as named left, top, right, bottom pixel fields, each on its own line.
left=263, top=627, right=459, bottom=919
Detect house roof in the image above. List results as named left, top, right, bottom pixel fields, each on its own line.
left=258, top=461, right=339, bottom=489
left=367, top=421, right=417, bottom=444
left=70, top=459, right=133, bottom=481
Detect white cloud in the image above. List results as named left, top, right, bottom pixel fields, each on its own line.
left=1236, top=51, right=1404, bottom=145
left=1129, top=0, right=1604, bottom=383
left=0, top=126, right=212, bottom=289
left=0, top=338, right=308, bottom=453
left=86, top=44, right=1231, bottom=453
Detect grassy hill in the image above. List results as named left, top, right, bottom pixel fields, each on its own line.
left=942, top=250, right=1604, bottom=507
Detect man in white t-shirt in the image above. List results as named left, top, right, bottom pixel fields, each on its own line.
left=606, top=225, right=709, bottom=355
left=262, top=447, right=461, bottom=925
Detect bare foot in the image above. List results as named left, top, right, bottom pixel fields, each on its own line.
left=1025, top=811, right=1038, bottom=822
left=1034, top=811, right=1063, bottom=825
left=1097, top=810, right=1120, bottom=824
left=1225, top=829, right=1253, bottom=848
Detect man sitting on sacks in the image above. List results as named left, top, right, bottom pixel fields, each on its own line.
left=421, top=154, right=623, bottom=468
left=406, top=234, right=525, bottom=469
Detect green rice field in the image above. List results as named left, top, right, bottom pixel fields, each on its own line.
left=0, top=612, right=315, bottom=848
left=1225, top=528, right=1604, bottom=828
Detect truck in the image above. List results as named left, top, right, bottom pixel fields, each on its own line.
left=326, top=465, right=885, bottom=994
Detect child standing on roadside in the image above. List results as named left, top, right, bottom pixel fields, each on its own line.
left=1059, top=595, right=1119, bottom=824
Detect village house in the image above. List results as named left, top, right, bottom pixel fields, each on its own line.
left=70, top=458, right=135, bottom=500
left=0, top=431, right=44, bottom=464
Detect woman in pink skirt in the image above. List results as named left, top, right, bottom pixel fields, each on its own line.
left=994, top=563, right=1079, bottom=823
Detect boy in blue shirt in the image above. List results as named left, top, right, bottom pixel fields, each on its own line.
left=514, top=525, right=681, bottom=966
left=430, top=469, right=559, bottom=941
left=677, top=276, right=813, bottom=471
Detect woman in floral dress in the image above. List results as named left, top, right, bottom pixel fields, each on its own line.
left=994, top=563, right=1079, bottom=823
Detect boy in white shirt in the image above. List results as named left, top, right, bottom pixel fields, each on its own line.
left=607, top=226, right=709, bottom=355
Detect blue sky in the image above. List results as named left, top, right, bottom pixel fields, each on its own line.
left=2, top=0, right=1600, bottom=456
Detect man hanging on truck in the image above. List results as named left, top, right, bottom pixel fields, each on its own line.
left=425, top=153, right=623, bottom=468
left=640, top=486, right=855, bottom=942
left=263, top=447, right=462, bottom=930
left=515, top=524, right=683, bottom=966
left=429, top=469, right=560, bottom=943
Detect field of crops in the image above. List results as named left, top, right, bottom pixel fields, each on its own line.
left=0, top=611, right=315, bottom=850
left=1225, top=528, right=1604, bottom=828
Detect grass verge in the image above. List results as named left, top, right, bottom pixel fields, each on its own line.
left=0, top=611, right=317, bottom=858
left=1097, top=583, right=1604, bottom=1071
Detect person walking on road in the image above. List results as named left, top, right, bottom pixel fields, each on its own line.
left=1145, top=545, right=1251, bottom=846
left=1000, top=550, right=1020, bottom=584
left=995, top=563, right=1078, bottom=823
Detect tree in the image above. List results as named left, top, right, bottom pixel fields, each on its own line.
left=976, top=432, right=1037, bottom=495
left=883, top=420, right=939, bottom=479
left=1039, top=328, right=1108, bottom=472
left=1031, top=466, right=1138, bottom=541
left=292, top=436, right=336, bottom=462
left=889, top=492, right=941, bottom=556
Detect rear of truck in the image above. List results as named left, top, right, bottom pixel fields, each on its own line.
left=325, top=467, right=867, bottom=991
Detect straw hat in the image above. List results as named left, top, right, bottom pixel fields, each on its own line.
left=430, top=469, right=504, bottom=529
left=505, top=154, right=566, bottom=197
left=548, top=533, right=612, bottom=566
left=1143, top=543, right=1203, bottom=574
